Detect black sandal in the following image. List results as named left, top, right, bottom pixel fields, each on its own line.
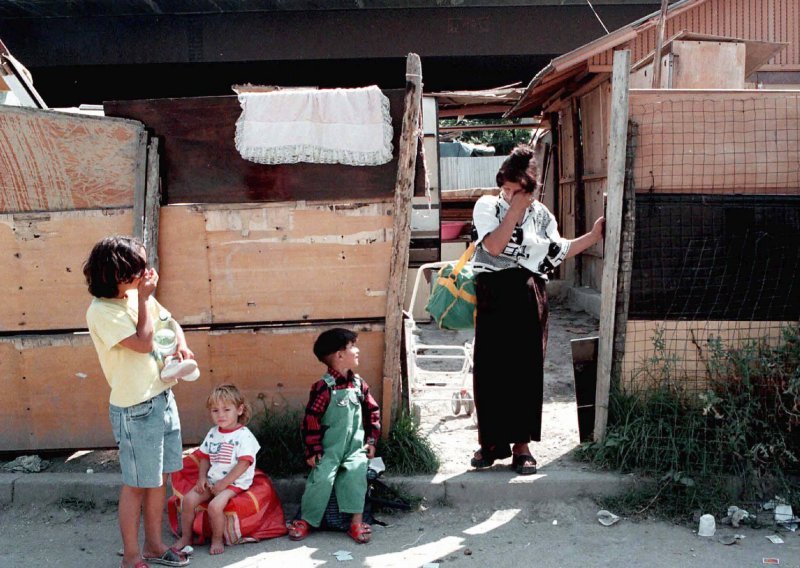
left=470, top=445, right=512, bottom=469
left=511, top=453, right=537, bottom=475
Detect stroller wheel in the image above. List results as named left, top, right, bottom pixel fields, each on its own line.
left=462, top=392, right=475, bottom=416
left=450, top=392, right=462, bottom=415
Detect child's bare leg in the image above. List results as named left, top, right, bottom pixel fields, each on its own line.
left=119, top=485, right=146, bottom=568
left=352, top=513, right=363, bottom=525
left=142, top=480, right=171, bottom=559
left=174, top=486, right=211, bottom=550
left=207, top=488, right=236, bottom=555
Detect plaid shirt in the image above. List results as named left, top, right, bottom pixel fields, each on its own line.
left=301, top=367, right=381, bottom=459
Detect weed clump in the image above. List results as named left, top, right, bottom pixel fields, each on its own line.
left=251, top=398, right=306, bottom=477
left=378, top=411, right=440, bottom=475
left=578, top=324, right=800, bottom=521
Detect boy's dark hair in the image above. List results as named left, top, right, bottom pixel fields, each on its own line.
left=83, top=235, right=146, bottom=298
left=496, top=144, right=539, bottom=193
left=313, top=328, right=358, bottom=363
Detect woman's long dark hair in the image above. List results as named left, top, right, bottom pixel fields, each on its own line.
left=496, top=144, right=539, bottom=193
left=83, top=235, right=146, bottom=298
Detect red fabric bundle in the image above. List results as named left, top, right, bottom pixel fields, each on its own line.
left=168, top=450, right=288, bottom=545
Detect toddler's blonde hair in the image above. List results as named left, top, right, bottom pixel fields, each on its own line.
left=207, top=384, right=252, bottom=425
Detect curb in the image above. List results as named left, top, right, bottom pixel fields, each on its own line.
left=1, top=467, right=636, bottom=509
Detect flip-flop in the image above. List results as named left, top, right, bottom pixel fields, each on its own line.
left=347, top=522, right=372, bottom=544
left=470, top=445, right=512, bottom=469
left=288, top=519, right=311, bottom=541
left=511, top=453, right=537, bottom=475
left=142, top=547, right=189, bottom=567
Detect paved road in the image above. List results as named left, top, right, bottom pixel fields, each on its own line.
left=2, top=498, right=799, bottom=568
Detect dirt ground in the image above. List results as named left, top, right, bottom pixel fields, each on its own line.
left=2, top=497, right=799, bottom=567
left=11, top=302, right=594, bottom=477
left=410, top=303, right=598, bottom=474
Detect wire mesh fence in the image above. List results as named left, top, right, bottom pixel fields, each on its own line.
left=607, top=92, right=800, bottom=482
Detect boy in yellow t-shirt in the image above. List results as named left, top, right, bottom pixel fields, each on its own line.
left=84, top=235, right=194, bottom=568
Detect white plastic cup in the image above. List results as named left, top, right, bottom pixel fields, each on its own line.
left=698, top=514, right=716, bottom=537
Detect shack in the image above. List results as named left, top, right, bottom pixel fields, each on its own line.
left=0, top=51, right=429, bottom=450
left=506, top=0, right=800, bottom=438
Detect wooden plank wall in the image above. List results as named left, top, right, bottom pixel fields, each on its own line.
left=0, top=209, right=133, bottom=331
left=104, top=90, right=427, bottom=204
left=0, top=324, right=385, bottom=449
left=157, top=201, right=393, bottom=325
left=621, top=89, right=800, bottom=395
left=0, top=106, right=144, bottom=212
left=620, top=320, right=793, bottom=394
left=0, top=105, right=396, bottom=451
left=629, top=90, right=800, bottom=194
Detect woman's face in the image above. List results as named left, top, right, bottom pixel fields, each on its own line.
left=500, top=181, right=527, bottom=204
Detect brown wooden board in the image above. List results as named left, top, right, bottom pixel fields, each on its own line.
left=157, top=201, right=393, bottom=325
left=0, top=324, right=383, bottom=451
left=104, top=90, right=427, bottom=204
left=156, top=205, right=213, bottom=325
left=630, top=90, right=800, bottom=194
left=0, top=106, right=144, bottom=213
left=621, top=319, right=794, bottom=394
left=0, top=208, right=133, bottom=332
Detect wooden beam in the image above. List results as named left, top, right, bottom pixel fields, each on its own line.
left=439, top=123, right=537, bottom=133
left=382, top=53, right=422, bottom=437
left=610, top=121, right=638, bottom=400
left=594, top=50, right=630, bottom=442
left=651, top=0, right=669, bottom=88
left=143, top=138, right=161, bottom=272
left=437, top=104, right=515, bottom=118
left=132, top=128, right=148, bottom=239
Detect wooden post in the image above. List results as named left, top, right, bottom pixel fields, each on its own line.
left=570, top=98, right=586, bottom=284
left=382, top=53, right=422, bottom=438
left=594, top=50, right=630, bottom=442
left=611, top=121, right=638, bottom=384
left=143, top=137, right=161, bottom=272
left=651, top=0, right=670, bottom=88
left=132, top=128, right=148, bottom=240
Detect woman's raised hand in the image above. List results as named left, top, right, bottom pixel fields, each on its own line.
left=591, top=216, right=606, bottom=242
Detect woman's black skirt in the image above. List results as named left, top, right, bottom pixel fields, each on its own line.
left=472, top=267, right=549, bottom=447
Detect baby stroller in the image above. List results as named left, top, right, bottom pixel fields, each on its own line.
left=405, top=260, right=476, bottom=420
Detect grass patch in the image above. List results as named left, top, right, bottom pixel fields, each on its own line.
left=250, top=399, right=306, bottom=477
left=378, top=411, right=440, bottom=475
left=577, top=324, right=800, bottom=522
left=251, top=399, right=440, bottom=478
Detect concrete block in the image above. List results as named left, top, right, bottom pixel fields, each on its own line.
left=567, top=286, right=601, bottom=319
left=13, top=473, right=121, bottom=506
left=442, top=469, right=633, bottom=506
left=0, top=473, right=20, bottom=505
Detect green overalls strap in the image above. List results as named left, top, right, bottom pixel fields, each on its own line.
left=300, top=374, right=369, bottom=527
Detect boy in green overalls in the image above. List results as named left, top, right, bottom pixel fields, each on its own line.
left=288, top=328, right=381, bottom=544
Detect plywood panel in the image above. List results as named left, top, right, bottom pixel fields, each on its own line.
left=580, top=86, right=608, bottom=176
left=0, top=106, right=143, bottom=213
left=184, top=325, right=385, bottom=445
left=157, top=205, right=213, bottom=325
left=630, top=90, right=800, bottom=194
left=621, top=319, right=793, bottom=394
left=0, top=208, right=133, bottom=332
left=0, top=334, right=112, bottom=450
left=672, top=40, right=746, bottom=88
left=201, top=201, right=393, bottom=323
left=0, top=324, right=382, bottom=450
left=104, top=90, right=427, bottom=204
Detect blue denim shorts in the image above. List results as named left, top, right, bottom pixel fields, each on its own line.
left=109, top=389, right=183, bottom=488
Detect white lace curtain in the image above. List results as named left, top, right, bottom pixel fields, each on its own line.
left=235, top=86, right=394, bottom=166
